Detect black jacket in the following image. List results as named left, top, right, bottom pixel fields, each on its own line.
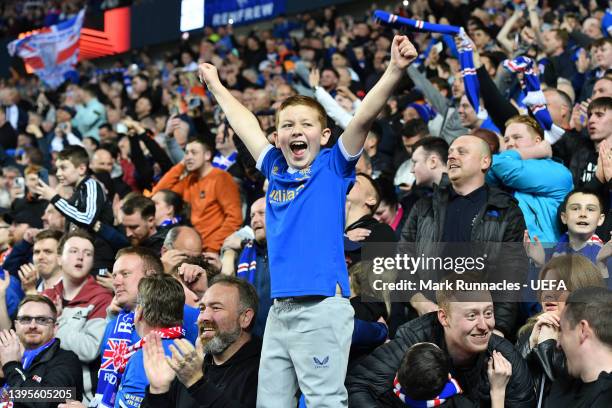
left=345, top=214, right=397, bottom=266
left=50, top=175, right=113, bottom=229
left=1, top=339, right=84, bottom=407
left=50, top=175, right=115, bottom=272
left=400, top=175, right=525, bottom=247
left=129, top=132, right=173, bottom=191
left=11, top=195, right=48, bottom=227
left=399, top=175, right=527, bottom=337
left=140, top=227, right=170, bottom=256
left=0, top=121, right=17, bottom=150
left=544, top=370, right=612, bottom=408
left=552, top=129, right=597, bottom=187
left=141, top=337, right=261, bottom=408
left=518, top=333, right=612, bottom=408
left=346, top=313, right=535, bottom=408
left=541, top=51, right=578, bottom=87
left=516, top=332, right=567, bottom=405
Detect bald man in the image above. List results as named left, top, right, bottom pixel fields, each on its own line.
left=90, top=149, right=114, bottom=174
left=90, top=148, right=131, bottom=198
left=400, top=135, right=526, bottom=338
left=160, top=226, right=203, bottom=273
left=543, top=88, right=572, bottom=129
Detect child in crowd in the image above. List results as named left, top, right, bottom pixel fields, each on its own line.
left=387, top=342, right=511, bottom=408
left=525, top=188, right=611, bottom=288
left=34, top=145, right=115, bottom=273
left=198, top=34, right=418, bottom=407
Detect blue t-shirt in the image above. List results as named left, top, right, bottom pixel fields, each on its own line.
left=115, top=339, right=174, bottom=408
left=256, top=139, right=359, bottom=298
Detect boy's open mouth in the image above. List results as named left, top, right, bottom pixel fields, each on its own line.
left=290, top=141, right=307, bottom=156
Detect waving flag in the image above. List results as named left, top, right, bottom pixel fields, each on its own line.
left=7, top=9, right=85, bottom=89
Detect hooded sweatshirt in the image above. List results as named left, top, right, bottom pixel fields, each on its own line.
left=43, top=275, right=112, bottom=403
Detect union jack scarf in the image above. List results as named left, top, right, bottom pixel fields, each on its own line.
left=393, top=373, right=462, bottom=407
left=503, top=56, right=565, bottom=144
left=94, top=310, right=184, bottom=408
left=373, top=10, right=486, bottom=119
left=237, top=241, right=257, bottom=284
left=94, top=310, right=134, bottom=408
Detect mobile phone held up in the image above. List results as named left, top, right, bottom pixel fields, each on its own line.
left=38, top=168, right=49, bottom=185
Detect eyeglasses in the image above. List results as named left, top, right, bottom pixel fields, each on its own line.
left=15, top=316, right=56, bottom=326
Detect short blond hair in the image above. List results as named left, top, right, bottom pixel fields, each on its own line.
left=505, top=115, right=544, bottom=139
left=435, top=273, right=490, bottom=313
left=275, top=95, right=327, bottom=129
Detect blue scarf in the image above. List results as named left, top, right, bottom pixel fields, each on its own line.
left=237, top=241, right=257, bottom=284
left=393, top=373, right=462, bottom=407
left=95, top=310, right=135, bottom=408
left=22, top=338, right=56, bottom=369
left=212, top=151, right=238, bottom=171
left=373, top=10, right=486, bottom=119
left=502, top=56, right=565, bottom=143
left=159, top=216, right=182, bottom=228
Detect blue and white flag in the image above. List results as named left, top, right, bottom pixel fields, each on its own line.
left=7, top=9, right=85, bottom=89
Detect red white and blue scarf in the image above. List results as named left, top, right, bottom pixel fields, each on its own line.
left=95, top=310, right=184, bottom=408
left=393, top=373, right=462, bottom=407
left=237, top=241, right=257, bottom=284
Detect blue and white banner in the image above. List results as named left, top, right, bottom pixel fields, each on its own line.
left=205, top=0, right=285, bottom=27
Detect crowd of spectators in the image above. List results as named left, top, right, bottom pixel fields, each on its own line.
left=0, top=0, right=132, bottom=39
left=0, top=0, right=611, bottom=407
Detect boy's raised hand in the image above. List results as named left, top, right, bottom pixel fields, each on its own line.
left=389, top=35, right=418, bottom=71
left=198, top=63, right=222, bottom=92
